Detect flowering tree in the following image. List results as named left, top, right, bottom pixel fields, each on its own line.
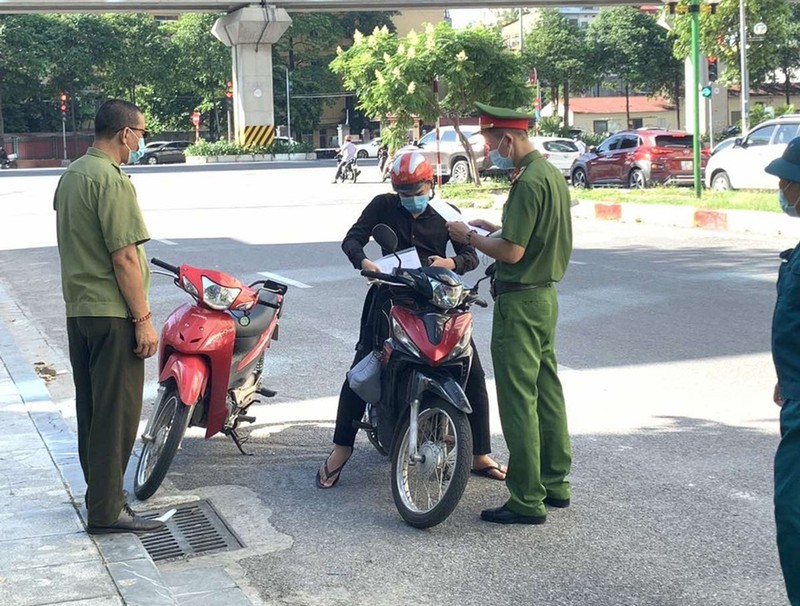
left=331, top=21, right=529, bottom=185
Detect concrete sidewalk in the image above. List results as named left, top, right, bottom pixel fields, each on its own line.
left=0, top=294, right=259, bottom=606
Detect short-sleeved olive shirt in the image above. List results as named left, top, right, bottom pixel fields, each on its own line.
left=497, top=150, right=573, bottom=285
left=54, top=147, right=150, bottom=318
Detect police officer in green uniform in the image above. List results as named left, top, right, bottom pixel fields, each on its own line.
left=54, top=99, right=164, bottom=535
left=448, top=102, right=573, bottom=525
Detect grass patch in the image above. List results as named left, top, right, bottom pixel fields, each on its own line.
left=571, top=186, right=779, bottom=212
left=440, top=182, right=508, bottom=207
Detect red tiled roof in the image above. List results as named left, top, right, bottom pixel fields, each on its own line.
left=568, top=96, right=675, bottom=114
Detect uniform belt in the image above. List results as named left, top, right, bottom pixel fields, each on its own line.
left=491, top=280, right=552, bottom=298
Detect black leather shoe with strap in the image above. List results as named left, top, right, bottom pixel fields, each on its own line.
left=86, top=503, right=166, bottom=535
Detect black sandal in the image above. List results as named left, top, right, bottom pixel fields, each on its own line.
left=315, top=449, right=352, bottom=489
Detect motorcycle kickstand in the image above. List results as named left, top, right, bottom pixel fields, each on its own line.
left=228, top=428, right=254, bottom=456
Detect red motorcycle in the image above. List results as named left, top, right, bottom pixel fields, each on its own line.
left=358, top=224, right=489, bottom=528
left=134, top=258, right=287, bottom=500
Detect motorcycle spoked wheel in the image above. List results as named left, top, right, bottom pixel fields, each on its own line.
left=390, top=396, right=472, bottom=528
left=134, top=384, right=193, bottom=500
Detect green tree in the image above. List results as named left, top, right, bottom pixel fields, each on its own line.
left=272, top=12, right=396, bottom=140
left=669, top=0, right=791, bottom=87
left=332, top=21, right=529, bottom=185
left=523, top=10, right=593, bottom=128
left=587, top=8, right=682, bottom=127
left=0, top=15, right=58, bottom=141
left=774, top=3, right=800, bottom=105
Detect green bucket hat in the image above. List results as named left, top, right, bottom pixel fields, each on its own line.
left=765, top=136, right=800, bottom=183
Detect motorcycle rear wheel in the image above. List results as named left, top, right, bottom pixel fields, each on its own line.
left=134, top=385, right=192, bottom=500
left=391, top=396, right=471, bottom=528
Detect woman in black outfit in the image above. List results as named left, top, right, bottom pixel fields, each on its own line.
left=317, top=152, right=506, bottom=488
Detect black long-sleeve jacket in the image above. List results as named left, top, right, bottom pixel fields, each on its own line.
left=341, top=193, right=479, bottom=275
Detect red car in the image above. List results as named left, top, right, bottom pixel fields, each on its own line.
left=570, top=129, right=709, bottom=189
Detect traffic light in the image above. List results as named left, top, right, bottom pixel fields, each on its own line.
left=224, top=81, right=233, bottom=111
left=702, top=85, right=713, bottom=99
left=59, top=92, right=68, bottom=114
left=707, top=57, right=718, bottom=82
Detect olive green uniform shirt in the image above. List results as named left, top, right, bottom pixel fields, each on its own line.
left=54, top=147, right=150, bottom=318
left=497, top=150, right=573, bottom=284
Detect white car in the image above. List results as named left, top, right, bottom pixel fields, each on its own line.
left=529, top=136, right=581, bottom=178
left=355, top=138, right=382, bottom=158
left=705, top=115, right=800, bottom=190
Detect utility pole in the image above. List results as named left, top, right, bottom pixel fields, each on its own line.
left=738, top=0, right=750, bottom=133
left=285, top=67, right=291, bottom=142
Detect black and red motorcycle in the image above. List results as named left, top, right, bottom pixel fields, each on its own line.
left=358, top=224, right=489, bottom=528
left=133, top=259, right=287, bottom=500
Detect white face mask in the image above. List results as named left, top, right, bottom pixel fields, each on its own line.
left=780, top=185, right=800, bottom=217
left=125, top=129, right=147, bottom=164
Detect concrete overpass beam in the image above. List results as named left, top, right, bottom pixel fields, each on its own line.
left=213, top=6, right=292, bottom=146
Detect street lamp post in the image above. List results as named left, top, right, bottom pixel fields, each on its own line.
left=739, top=0, right=750, bottom=133
left=285, top=67, right=292, bottom=143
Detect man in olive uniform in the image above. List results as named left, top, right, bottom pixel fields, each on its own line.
left=448, top=102, right=573, bottom=525
left=54, top=99, right=163, bottom=535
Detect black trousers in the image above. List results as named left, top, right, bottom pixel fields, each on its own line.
left=67, top=317, right=143, bottom=526
left=332, top=286, right=492, bottom=455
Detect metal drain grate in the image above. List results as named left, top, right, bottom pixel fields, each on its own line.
left=139, top=499, right=244, bottom=562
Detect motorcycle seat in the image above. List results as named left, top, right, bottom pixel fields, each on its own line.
left=230, top=291, right=280, bottom=338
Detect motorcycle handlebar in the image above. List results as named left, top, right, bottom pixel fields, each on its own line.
left=151, top=258, right=179, bottom=275
left=360, top=269, right=407, bottom=284
left=471, top=297, right=488, bottom=308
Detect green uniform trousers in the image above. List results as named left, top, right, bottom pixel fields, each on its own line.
left=491, top=286, right=571, bottom=517
left=67, top=317, right=144, bottom=526
left=775, top=397, right=800, bottom=605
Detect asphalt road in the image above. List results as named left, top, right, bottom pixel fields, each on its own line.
left=0, top=161, right=790, bottom=605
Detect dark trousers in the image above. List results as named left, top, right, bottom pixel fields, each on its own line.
left=333, top=344, right=492, bottom=455
left=67, top=317, right=144, bottom=526
left=776, top=397, right=800, bottom=605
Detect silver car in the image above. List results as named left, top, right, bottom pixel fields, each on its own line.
left=397, top=126, right=487, bottom=183
left=529, top=136, right=580, bottom=178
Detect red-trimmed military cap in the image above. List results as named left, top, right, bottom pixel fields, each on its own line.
left=476, top=101, right=533, bottom=131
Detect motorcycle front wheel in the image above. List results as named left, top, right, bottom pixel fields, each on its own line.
left=134, top=384, right=192, bottom=500
left=391, top=396, right=472, bottom=528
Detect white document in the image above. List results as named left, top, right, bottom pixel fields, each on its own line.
left=375, top=247, right=421, bottom=273
left=428, top=199, right=491, bottom=236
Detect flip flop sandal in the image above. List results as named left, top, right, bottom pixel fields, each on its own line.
left=470, top=464, right=507, bottom=481
left=315, top=450, right=352, bottom=489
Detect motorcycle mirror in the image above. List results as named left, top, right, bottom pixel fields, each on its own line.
left=484, top=263, right=496, bottom=277
left=372, top=223, right=398, bottom=253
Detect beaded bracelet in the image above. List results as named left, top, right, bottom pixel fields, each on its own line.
left=132, top=311, right=152, bottom=324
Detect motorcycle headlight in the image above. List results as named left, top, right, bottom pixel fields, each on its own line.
left=428, top=277, right=464, bottom=309
left=391, top=315, right=421, bottom=358
left=201, top=276, right=241, bottom=311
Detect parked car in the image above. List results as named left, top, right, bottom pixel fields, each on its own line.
left=571, top=129, right=707, bottom=189
left=704, top=115, right=800, bottom=190
left=138, top=140, right=191, bottom=165
left=710, top=137, right=737, bottom=156
left=355, top=137, right=382, bottom=158
left=396, top=126, right=487, bottom=183
left=529, top=136, right=580, bottom=178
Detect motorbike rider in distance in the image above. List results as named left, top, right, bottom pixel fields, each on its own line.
left=333, top=135, right=357, bottom=183
left=316, top=151, right=507, bottom=488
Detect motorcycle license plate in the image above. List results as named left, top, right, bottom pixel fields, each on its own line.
left=681, top=161, right=692, bottom=171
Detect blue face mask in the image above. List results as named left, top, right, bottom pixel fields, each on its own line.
left=126, top=132, right=147, bottom=164
left=780, top=189, right=799, bottom=217
left=489, top=137, right=514, bottom=171
left=400, top=194, right=429, bottom=214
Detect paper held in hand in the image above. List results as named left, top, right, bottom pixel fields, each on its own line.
left=374, top=247, right=422, bottom=273
left=428, top=199, right=491, bottom=237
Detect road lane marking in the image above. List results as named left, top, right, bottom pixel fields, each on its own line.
left=570, top=261, right=587, bottom=265
left=155, top=239, right=178, bottom=246
left=258, top=271, right=312, bottom=289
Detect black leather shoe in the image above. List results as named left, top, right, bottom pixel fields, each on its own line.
left=87, top=503, right=165, bottom=535
left=544, top=496, right=570, bottom=508
left=480, top=504, right=546, bottom=525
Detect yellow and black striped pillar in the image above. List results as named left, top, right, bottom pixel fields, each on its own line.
left=241, top=124, right=276, bottom=148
